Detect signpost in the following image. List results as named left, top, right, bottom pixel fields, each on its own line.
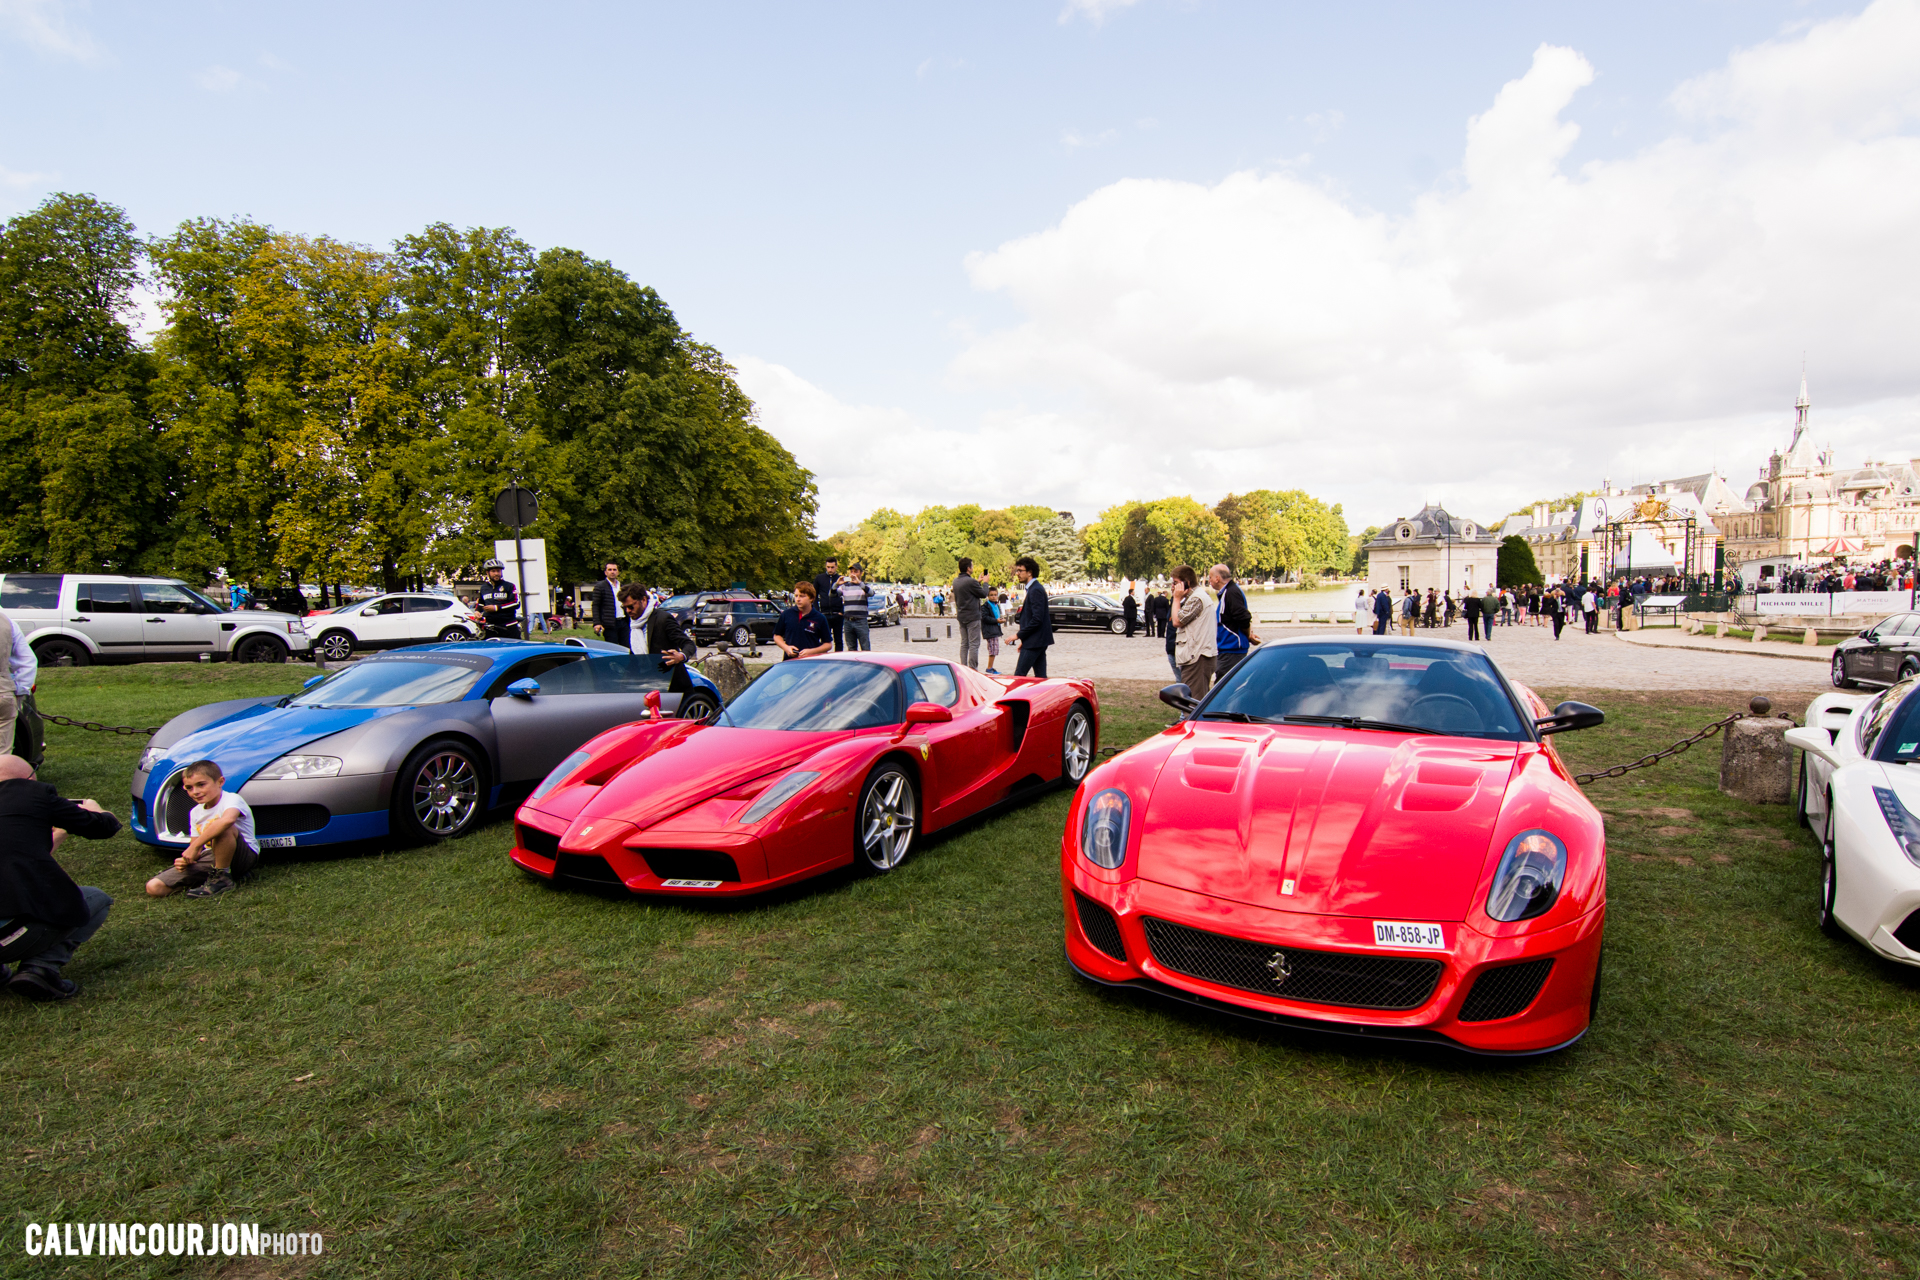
left=492, top=484, right=539, bottom=640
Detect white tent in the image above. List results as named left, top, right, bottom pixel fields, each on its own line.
left=1621, top=529, right=1678, bottom=572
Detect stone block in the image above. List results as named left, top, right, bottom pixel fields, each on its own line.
left=1803, top=627, right=1820, bottom=646
left=1715, top=621, right=1729, bottom=637
left=1720, top=716, right=1793, bottom=804
left=697, top=651, right=750, bottom=703
left=1752, top=625, right=1768, bottom=643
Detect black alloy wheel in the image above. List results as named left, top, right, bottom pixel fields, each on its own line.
left=317, top=630, right=356, bottom=662
left=1818, top=794, right=1844, bottom=939
left=392, top=738, right=486, bottom=843
left=1832, top=650, right=1854, bottom=689
left=232, top=635, right=287, bottom=664
left=679, top=692, right=721, bottom=724
left=34, top=638, right=89, bottom=668
left=1108, top=617, right=1126, bottom=634
left=732, top=626, right=752, bottom=647
left=856, top=761, right=918, bottom=873
left=1060, top=703, right=1095, bottom=786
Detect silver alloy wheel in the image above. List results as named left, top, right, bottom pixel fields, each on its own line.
left=1108, top=617, right=1126, bottom=634
left=732, top=626, right=752, bottom=647
left=1062, top=707, right=1093, bottom=782
left=412, top=749, right=480, bottom=836
left=1818, top=794, right=1844, bottom=937
left=319, top=631, right=354, bottom=662
left=680, top=694, right=721, bottom=724
left=438, top=627, right=469, bottom=643
left=859, top=767, right=917, bottom=870
left=1832, top=651, right=1849, bottom=688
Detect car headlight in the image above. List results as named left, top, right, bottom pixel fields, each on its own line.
left=1487, top=830, right=1567, bottom=922
left=252, top=753, right=343, bottom=781
left=286, top=620, right=306, bottom=634
left=1080, top=788, right=1131, bottom=869
left=740, top=771, right=819, bottom=824
left=138, top=747, right=166, bottom=773
left=1873, top=787, right=1920, bottom=867
left=532, top=750, right=592, bottom=801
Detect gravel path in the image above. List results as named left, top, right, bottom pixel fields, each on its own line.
left=856, top=615, right=1832, bottom=693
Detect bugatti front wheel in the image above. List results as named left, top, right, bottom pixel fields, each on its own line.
left=856, top=761, right=918, bottom=873
left=393, top=739, right=485, bottom=843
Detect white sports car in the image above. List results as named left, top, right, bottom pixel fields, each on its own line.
left=1788, top=678, right=1920, bottom=964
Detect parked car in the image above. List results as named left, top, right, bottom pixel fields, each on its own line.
left=1790, top=676, right=1920, bottom=967
left=683, top=594, right=780, bottom=647
left=1830, top=612, right=1920, bottom=689
left=131, top=638, right=726, bottom=851
left=308, top=593, right=485, bottom=661
left=1063, top=636, right=1608, bottom=1056
left=0, top=573, right=311, bottom=666
left=1048, top=592, right=1130, bottom=633
left=511, top=653, right=1096, bottom=895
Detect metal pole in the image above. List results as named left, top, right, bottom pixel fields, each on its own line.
left=512, top=483, right=530, bottom=641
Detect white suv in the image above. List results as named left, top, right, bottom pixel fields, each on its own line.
left=308, top=592, right=484, bottom=660
left=0, top=573, right=310, bottom=666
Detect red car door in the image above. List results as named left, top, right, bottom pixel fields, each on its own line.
left=903, top=663, right=1003, bottom=822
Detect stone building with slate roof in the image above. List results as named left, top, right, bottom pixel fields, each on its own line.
left=1362, top=504, right=1498, bottom=596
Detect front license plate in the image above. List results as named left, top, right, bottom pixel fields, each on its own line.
left=258, top=836, right=296, bottom=849
left=660, top=878, right=723, bottom=889
left=1372, top=920, right=1447, bottom=950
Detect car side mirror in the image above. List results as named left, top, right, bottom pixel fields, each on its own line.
left=1784, top=725, right=1840, bottom=766
left=904, top=701, right=953, bottom=726
left=506, top=678, right=540, bottom=700
left=1159, top=683, right=1197, bottom=713
left=302, top=673, right=327, bottom=690
left=361, top=607, right=379, bottom=616
left=1536, top=700, right=1604, bottom=735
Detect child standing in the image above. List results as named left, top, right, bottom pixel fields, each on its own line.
left=983, top=592, right=1005, bottom=674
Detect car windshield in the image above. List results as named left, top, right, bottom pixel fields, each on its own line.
left=661, top=594, right=699, bottom=610
left=1198, top=643, right=1530, bottom=740
left=721, top=660, right=901, bottom=732
left=291, top=657, right=484, bottom=707
left=1867, top=678, right=1920, bottom=762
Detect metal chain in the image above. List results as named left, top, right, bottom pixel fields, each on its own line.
left=41, top=712, right=160, bottom=737
left=1573, top=712, right=1748, bottom=784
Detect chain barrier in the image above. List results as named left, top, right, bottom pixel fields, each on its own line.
left=1572, top=696, right=1787, bottom=785
left=41, top=713, right=160, bottom=737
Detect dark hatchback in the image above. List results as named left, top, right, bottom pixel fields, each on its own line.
left=1832, top=612, right=1920, bottom=688
left=667, top=593, right=780, bottom=647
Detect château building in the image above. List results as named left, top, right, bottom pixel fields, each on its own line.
left=1362, top=504, right=1498, bottom=595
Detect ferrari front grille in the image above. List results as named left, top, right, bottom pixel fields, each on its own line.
left=1140, top=916, right=1443, bottom=1011
left=1073, top=891, right=1127, bottom=962
left=637, top=848, right=741, bottom=882
left=554, top=853, right=624, bottom=884
left=1457, top=958, right=1555, bottom=1022
left=517, top=824, right=561, bottom=861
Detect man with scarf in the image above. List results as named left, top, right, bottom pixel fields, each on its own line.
left=606, top=586, right=696, bottom=696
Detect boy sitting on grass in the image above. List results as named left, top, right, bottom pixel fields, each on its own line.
left=146, top=760, right=258, bottom=899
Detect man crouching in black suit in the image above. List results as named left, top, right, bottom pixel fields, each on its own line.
left=0, top=755, right=120, bottom=1002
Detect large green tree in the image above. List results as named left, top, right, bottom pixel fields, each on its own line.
left=0, top=193, right=166, bottom=571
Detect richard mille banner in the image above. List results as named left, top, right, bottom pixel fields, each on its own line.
left=1752, top=591, right=1910, bottom=616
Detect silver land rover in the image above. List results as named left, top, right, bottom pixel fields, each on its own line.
left=0, top=574, right=311, bottom=666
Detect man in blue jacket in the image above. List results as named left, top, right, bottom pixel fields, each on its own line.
left=1007, top=557, right=1054, bottom=678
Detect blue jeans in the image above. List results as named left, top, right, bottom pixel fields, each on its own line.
left=20, top=886, right=112, bottom=977
left=843, top=616, right=871, bottom=651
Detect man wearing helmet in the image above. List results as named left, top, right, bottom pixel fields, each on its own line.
left=477, top=559, right=521, bottom=639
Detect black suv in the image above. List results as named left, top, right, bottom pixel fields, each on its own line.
left=669, top=593, right=780, bottom=647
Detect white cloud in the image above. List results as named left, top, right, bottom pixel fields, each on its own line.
left=1061, top=127, right=1118, bottom=149
left=195, top=64, right=242, bottom=91
left=0, top=162, right=50, bottom=189
left=927, top=4, right=1920, bottom=525
left=1059, top=0, right=1142, bottom=27
left=0, top=0, right=98, bottom=60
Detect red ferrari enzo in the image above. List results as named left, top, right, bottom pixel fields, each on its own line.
left=512, top=653, right=1097, bottom=895
left=1063, top=636, right=1606, bottom=1056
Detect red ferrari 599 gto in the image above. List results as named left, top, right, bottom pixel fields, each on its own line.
left=1064, top=636, right=1607, bottom=1056
left=513, top=653, right=1097, bottom=896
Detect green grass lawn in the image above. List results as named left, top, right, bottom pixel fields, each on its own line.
left=4, top=668, right=1916, bottom=1277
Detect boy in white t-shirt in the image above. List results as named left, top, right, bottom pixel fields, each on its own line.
left=145, top=759, right=259, bottom=899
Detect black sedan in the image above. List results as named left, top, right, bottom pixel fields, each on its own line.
left=1049, top=592, right=1131, bottom=633
left=1832, top=612, right=1920, bottom=688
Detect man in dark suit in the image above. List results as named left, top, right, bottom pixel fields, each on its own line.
left=590, top=562, right=622, bottom=636
left=0, top=754, right=120, bottom=1001
left=1122, top=589, right=1139, bottom=637
left=812, top=558, right=845, bottom=653
left=1008, top=556, right=1054, bottom=678
left=605, top=586, right=696, bottom=696
left=1372, top=588, right=1393, bottom=635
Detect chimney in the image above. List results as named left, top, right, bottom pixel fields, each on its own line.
left=1533, top=503, right=1547, bottom=527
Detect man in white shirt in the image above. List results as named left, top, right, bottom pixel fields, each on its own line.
left=1581, top=587, right=1599, bottom=634
left=145, top=760, right=258, bottom=899
left=0, top=606, right=35, bottom=757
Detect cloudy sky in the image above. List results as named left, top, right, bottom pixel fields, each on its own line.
left=4, top=0, right=1915, bottom=533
